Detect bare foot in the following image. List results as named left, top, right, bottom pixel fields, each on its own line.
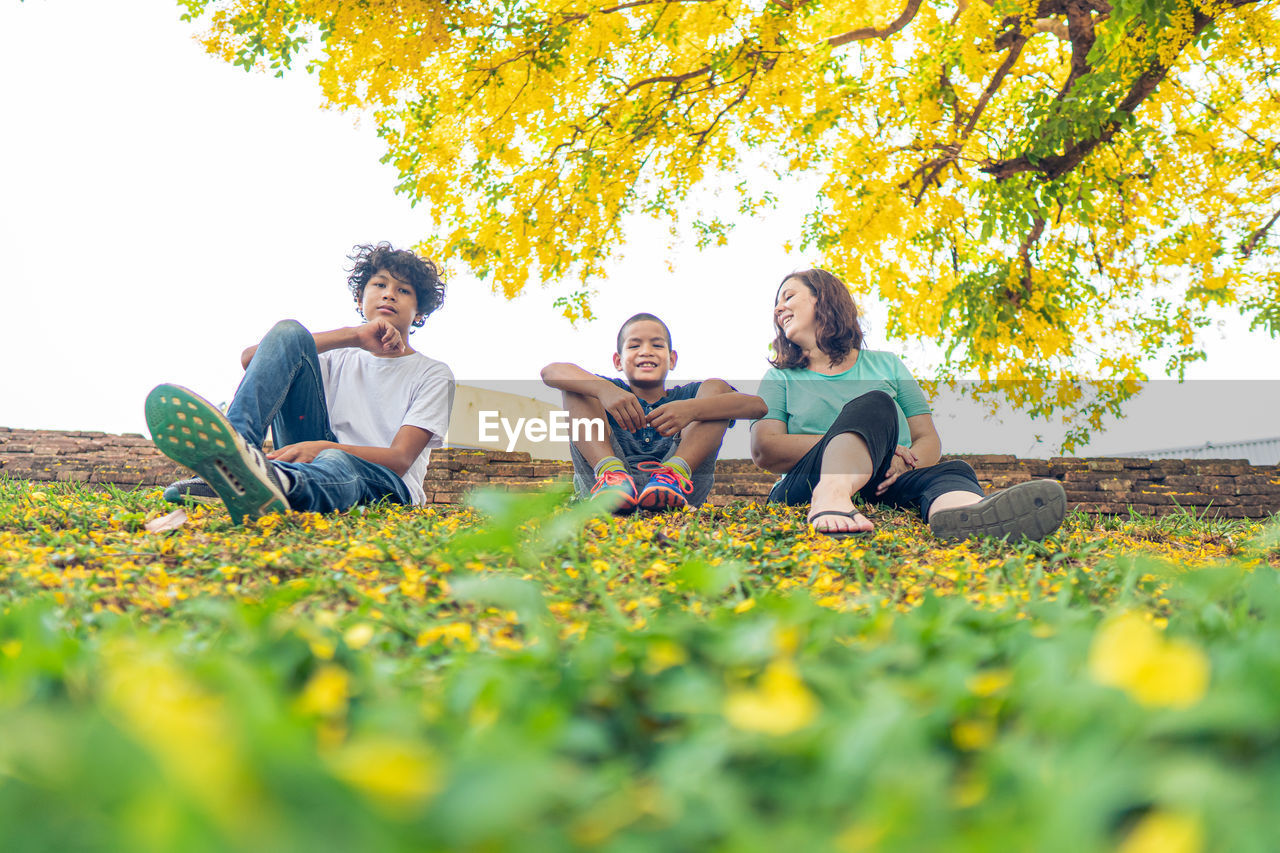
left=807, top=479, right=874, bottom=535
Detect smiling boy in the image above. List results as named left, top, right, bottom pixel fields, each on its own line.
left=148, top=242, right=454, bottom=523
left=541, top=313, right=766, bottom=512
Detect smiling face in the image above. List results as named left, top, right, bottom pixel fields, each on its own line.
left=613, top=319, right=676, bottom=388
left=360, top=268, right=421, bottom=332
left=774, top=276, right=819, bottom=346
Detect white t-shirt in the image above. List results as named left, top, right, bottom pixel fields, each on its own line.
left=317, top=348, right=455, bottom=505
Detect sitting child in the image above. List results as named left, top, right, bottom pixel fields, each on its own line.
left=541, top=313, right=766, bottom=512
left=149, top=242, right=455, bottom=524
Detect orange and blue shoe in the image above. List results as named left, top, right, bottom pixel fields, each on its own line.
left=636, top=461, right=694, bottom=511
left=590, top=468, right=639, bottom=515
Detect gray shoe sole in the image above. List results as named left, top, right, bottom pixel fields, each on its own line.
left=163, top=477, right=220, bottom=506
left=929, top=479, right=1067, bottom=542
left=145, top=384, right=289, bottom=525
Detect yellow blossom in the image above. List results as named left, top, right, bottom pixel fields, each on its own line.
left=297, top=664, right=350, bottom=716
left=327, top=737, right=440, bottom=816
left=644, top=639, right=688, bottom=674
left=344, top=623, right=375, bottom=650
left=951, top=718, right=996, bottom=751
left=416, top=622, right=476, bottom=650
left=724, top=660, right=819, bottom=736
left=1118, top=811, right=1204, bottom=853
left=966, top=669, right=1012, bottom=697
left=1088, top=613, right=1210, bottom=709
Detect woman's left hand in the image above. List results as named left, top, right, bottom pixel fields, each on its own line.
left=875, top=446, right=918, bottom=495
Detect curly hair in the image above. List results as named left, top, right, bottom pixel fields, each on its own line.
left=346, top=242, right=445, bottom=330
left=768, top=269, right=865, bottom=370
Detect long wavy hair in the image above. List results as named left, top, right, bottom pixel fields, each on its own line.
left=768, top=269, right=864, bottom=369
left=346, top=242, right=445, bottom=331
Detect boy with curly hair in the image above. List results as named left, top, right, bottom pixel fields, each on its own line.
left=542, top=313, right=767, bottom=513
left=149, top=243, right=455, bottom=523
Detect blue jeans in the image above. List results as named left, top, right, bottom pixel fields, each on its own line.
left=225, top=320, right=411, bottom=512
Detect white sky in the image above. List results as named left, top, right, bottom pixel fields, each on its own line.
left=3, top=0, right=1277, bottom=459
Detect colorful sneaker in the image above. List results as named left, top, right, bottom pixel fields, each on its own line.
left=589, top=468, right=639, bottom=515
left=145, top=384, right=290, bottom=525
left=635, top=461, right=694, bottom=511
left=929, top=479, right=1067, bottom=542
left=163, top=476, right=219, bottom=505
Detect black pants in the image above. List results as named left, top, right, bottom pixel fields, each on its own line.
left=768, top=391, right=984, bottom=518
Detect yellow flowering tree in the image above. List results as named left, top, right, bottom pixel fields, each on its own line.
left=178, top=0, right=1278, bottom=438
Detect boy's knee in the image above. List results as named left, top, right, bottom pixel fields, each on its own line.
left=269, top=319, right=309, bottom=341
left=696, top=378, right=733, bottom=397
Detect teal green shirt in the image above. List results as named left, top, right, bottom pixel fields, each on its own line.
left=755, top=349, right=931, bottom=447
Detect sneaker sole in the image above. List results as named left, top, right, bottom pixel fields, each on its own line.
left=637, top=485, right=689, bottom=512
left=145, top=384, right=288, bottom=525
left=162, top=486, right=220, bottom=507
left=929, top=479, right=1067, bottom=543
left=592, top=492, right=639, bottom=515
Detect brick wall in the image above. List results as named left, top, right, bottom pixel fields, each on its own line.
left=2, top=427, right=1278, bottom=518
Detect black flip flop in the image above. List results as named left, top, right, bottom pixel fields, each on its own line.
left=807, top=509, right=872, bottom=538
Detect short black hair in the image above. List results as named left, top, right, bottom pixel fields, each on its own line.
left=346, top=242, right=445, bottom=330
left=616, top=312, right=673, bottom=353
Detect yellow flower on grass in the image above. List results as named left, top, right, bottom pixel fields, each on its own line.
left=345, top=543, right=382, bottom=561
left=416, top=622, right=475, bottom=649
left=724, top=660, right=819, bottom=735
left=643, top=639, right=687, bottom=674
left=1118, top=810, right=1203, bottom=853
left=951, top=718, right=996, bottom=750
left=966, top=669, right=1012, bottom=697
left=327, top=737, right=440, bottom=816
left=344, top=623, right=375, bottom=649
left=1088, top=613, right=1210, bottom=709
left=102, top=643, right=251, bottom=830
left=297, top=664, right=350, bottom=716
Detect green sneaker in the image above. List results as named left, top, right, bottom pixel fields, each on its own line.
left=145, top=384, right=290, bottom=525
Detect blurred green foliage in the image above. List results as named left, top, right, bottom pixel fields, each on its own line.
left=1, top=479, right=1278, bottom=851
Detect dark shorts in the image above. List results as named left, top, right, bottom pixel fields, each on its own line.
left=767, top=390, right=984, bottom=518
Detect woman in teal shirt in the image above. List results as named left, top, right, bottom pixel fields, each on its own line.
left=749, top=269, right=1066, bottom=540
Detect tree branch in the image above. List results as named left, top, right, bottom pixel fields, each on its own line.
left=904, top=25, right=1028, bottom=202
left=980, top=12, right=1210, bottom=181
left=1007, top=216, right=1048, bottom=306
left=1057, top=0, right=1099, bottom=101
left=1241, top=208, right=1280, bottom=258
left=827, top=0, right=924, bottom=47
left=980, top=0, right=1263, bottom=182
left=624, top=66, right=713, bottom=95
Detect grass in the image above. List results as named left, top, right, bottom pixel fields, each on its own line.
left=1, top=475, right=1279, bottom=851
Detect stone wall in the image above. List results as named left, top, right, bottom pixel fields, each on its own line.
left=2, top=427, right=1278, bottom=518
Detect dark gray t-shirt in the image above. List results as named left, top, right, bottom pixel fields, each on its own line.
left=599, top=376, right=704, bottom=466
